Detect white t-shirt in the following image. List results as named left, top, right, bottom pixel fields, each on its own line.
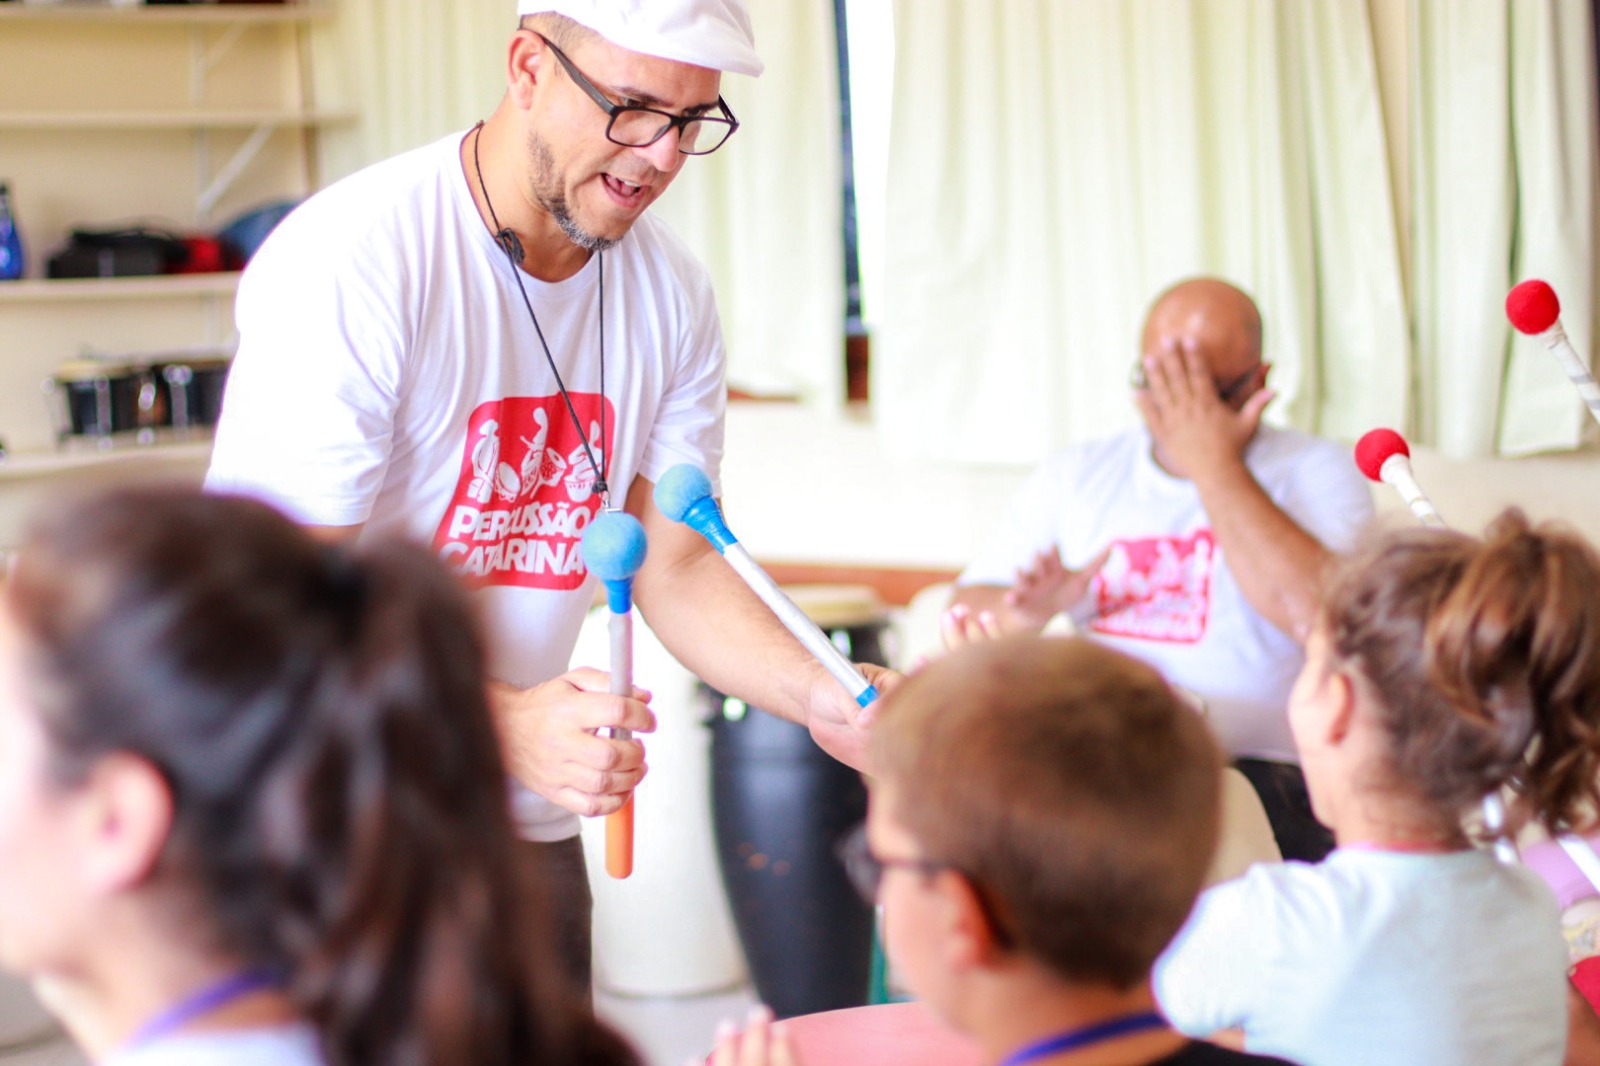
left=102, top=1024, right=323, bottom=1066
left=1154, top=848, right=1568, bottom=1066
left=958, top=426, right=1373, bottom=761
left=207, top=131, right=727, bottom=841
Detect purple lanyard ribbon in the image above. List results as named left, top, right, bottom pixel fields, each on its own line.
left=998, top=1010, right=1168, bottom=1066
left=122, top=970, right=280, bottom=1052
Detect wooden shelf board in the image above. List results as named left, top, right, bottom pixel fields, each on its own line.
left=0, top=4, right=331, bottom=26
left=760, top=563, right=960, bottom=608
left=0, top=438, right=213, bottom=483
left=0, top=272, right=241, bottom=303
left=0, top=109, right=356, bottom=130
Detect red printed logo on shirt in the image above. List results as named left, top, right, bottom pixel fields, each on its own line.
left=1089, top=530, right=1216, bottom=644
left=432, top=395, right=613, bottom=590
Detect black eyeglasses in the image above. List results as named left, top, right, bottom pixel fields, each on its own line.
left=1128, top=359, right=1261, bottom=405
left=1216, top=363, right=1261, bottom=405
left=838, top=819, right=947, bottom=896
left=835, top=823, right=948, bottom=903
left=835, top=823, right=1019, bottom=948
left=536, top=33, right=740, bottom=156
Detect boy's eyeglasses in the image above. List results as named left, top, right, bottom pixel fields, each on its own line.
left=536, top=33, right=740, bottom=156
left=835, top=823, right=1018, bottom=949
left=834, top=823, right=949, bottom=903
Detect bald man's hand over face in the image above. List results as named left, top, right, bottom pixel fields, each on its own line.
left=1136, top=337, right=1273, bottom=484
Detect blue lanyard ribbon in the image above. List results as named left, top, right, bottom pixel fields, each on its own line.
left=998, top=1011, right=1168, bottom=1066
left=123, top=970, right=280, bottom=1052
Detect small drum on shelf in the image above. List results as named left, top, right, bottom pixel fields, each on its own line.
left=701, top=584, right=893, bottom=1019
left=46, top=359, right=166, bottom=443
left=158, top=356, right=231, bottom=430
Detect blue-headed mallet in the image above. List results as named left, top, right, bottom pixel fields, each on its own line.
left=580, top=510, right=649, bottom=879
left=654, top=464, right=879, bottom=709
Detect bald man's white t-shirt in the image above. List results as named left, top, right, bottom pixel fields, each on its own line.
left=958, top=425, right=1373, bottom=761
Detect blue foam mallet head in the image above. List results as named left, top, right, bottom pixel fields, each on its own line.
left=654, top=463, right=713, bottom=521
left=581, top=511, right=648, bottom=614
left=654, top=464, right=736, bottom=552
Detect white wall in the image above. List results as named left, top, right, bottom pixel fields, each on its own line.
left=1399, top=444, right=1600, bottom=543
left=722, top=405, right=1600, bottom=568
left=0, top=403, right=1015, bottom=563
left=721, top=403, right=1021, bottom=569
left=7, top=407, right=1596, bottom=569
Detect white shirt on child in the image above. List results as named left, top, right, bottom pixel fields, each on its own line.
left=1154, top=847, right=1568, bottom=1066
left=101, top=1024, right=323, bottom=1066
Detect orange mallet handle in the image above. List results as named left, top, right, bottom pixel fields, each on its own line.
left=580, top=510, right=646, bottom=881
left=605, top=608, right=636, bottom=879
left=606, top=797, right=634, bottom=878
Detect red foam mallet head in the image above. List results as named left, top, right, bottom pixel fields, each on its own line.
left=1354, top=428, right=1409, bottom=482
left=1506, top=279, right=1561, bottom=335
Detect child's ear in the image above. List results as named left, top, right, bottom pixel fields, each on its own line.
left=940, top=871, right=1008, bottom=968
left=1323, top=669, right=1357, bottom=747
left=75, top=753, right=173, bottom=894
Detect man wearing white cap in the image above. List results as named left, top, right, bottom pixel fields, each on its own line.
left=207, top=0, right=893, bottom=992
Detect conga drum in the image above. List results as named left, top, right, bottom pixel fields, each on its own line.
left=47, top=358, right=165, bottom=444
left=703, top=585, right=891, bottom=1019
left=159, top=356, right=232, bottom=431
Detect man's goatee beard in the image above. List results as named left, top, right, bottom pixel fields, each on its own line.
left=553, top=207, right=619, bottom=253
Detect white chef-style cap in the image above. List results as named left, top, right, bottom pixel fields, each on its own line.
left=517, top=0, right=764, bottom=78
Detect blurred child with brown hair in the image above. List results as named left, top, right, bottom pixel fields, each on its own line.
left=1156, top=511, right=1600, bottom=1065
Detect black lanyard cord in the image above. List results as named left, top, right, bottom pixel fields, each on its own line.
left=471, top=120, right=610, bottom=502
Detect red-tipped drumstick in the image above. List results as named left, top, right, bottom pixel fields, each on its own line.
left=1353, top=427, right=1520, bottom=861
left=1354, top=428, right=1444, bottom=528
left=1506, top=279, right=1600, bottom=425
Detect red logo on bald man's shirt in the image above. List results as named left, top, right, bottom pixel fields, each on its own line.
left=1090, top=531, right=1216, bottom=644
left=431, top=395, right=613, bottom=589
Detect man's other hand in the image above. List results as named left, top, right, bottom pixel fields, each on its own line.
left=490, top=668, right=656, bottom=817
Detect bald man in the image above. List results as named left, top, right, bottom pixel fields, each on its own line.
left=950, top=278, right=1373, bottom=862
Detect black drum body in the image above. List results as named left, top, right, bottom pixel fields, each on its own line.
left=159, top=359, right=230, bottom=429
left=704, top=610, right=889, bottom=1019
left=48, top=354, right=232, bottom=444
left=53, top=361, right=164, bottom=439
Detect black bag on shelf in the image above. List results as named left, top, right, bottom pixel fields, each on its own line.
left=46, top=227, right=188, bottom=279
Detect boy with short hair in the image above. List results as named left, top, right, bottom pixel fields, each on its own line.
left=712, top=636, right=1291, bottom=1066
left=855, top=635, right=1290, bottom=1066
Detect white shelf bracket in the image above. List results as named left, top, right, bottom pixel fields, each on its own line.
left=200, top=23, right=252, bottom=82
left=198, top=123, right=275, bottom=219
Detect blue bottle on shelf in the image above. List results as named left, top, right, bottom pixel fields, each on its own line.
left=0, top=182, right=24, bottom=281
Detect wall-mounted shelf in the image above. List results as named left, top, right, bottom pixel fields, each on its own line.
left=0, top=2, right=339, bottom=455
left=0, top=272, right=241, bottom=304
left=0, top=4, right=331, bottom=26
left=0, top=438, right=213, bottom=484
left=0, top=109, right=355, bottom=130
left=0, top=0, right=342, bottom=222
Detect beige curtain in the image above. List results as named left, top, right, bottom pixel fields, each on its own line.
left=869, top=0, right=1600, bottom=464
left=1411, top=0, right=1599, bottom=457
left=870, top=0, right=1410, bottom=464
left=651, top=0, right=845, bottom=402
left=306, top=0, right=843, bottom=402
left=307, top=3, right=509, bottom=175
